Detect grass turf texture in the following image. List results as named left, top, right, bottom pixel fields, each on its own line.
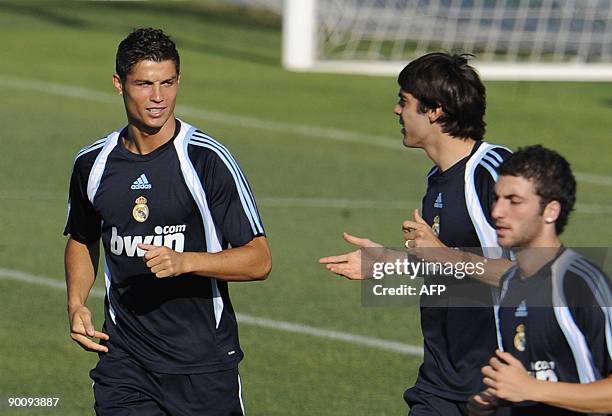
left=0, top=1, right=610, bottom=415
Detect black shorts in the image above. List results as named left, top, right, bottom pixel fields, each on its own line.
left=404, top=387, right=510, bottom=416
left=91, top=352, right=245, bottom=416
left=404, top=387, right=468, bottom=416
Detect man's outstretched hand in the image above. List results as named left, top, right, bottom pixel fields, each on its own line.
left=318, top=232, right=382, bottom=280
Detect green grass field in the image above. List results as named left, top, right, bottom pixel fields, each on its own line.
left=0, top=1, right=610, bottom=415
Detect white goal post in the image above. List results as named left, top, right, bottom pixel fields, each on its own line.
left=282, top=0, right=612, bottom=81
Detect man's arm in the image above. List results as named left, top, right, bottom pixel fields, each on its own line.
left=530, top=376, right=612, bottom=413
left=138, top=235, right=272, bottom=281
left=65, top=237, right=109, bottom=352
left=483, top=350, right=612, bottom=413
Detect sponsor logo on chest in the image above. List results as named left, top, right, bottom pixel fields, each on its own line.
left=529, top=360, right=558, bottom=382
left=109, top=224, right=186, bottom=257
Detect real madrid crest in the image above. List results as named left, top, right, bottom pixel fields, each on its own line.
left=432, top=215, right=441, bottom=237
left=132, top=196, right=149, bottom=223
left=514, top=323, right=526, bottom=352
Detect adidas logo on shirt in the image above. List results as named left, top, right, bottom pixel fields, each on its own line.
left=434, top=192, right=443, bottom=208
left=131, top=174, right=152, bottom=190
left=515, top=300, right=528, bottom=317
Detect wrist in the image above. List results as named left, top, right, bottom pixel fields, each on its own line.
left=67, top=299, right=85, bottom=313
left=181, top=252, right=196, bottom=275
left=524, top=378, right=546, bottom=402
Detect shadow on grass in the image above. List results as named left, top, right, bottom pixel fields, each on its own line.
left=98, top=1, right=281, bottom=32
left=601, top=97, right=612, bottom=107
left=0, top=0, right=281, bottom=67
left=174, top=35, right=279, bottom=67
left=0, top=2, right=90, bottom=28
left=101, top=1, right=282, bottom=67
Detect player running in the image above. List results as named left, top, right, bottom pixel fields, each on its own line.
left=64, top=28, right=271, bottom=416
left=469, top=145, right=612, bottom=415
left=320, top=52, right=512, bottom=415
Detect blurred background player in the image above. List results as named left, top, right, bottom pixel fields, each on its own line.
left=64, top=28, right=271, bottom=416
left=469, top=145, right=612, bottom=415
left=320, top=52, right=512, bottom=416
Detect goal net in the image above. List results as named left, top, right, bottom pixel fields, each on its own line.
left=282, top=0, right=612, bottom=81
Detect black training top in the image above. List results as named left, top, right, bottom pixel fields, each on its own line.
left=64, top=119, right=265, bottom=374
left=498, top=248, right=612, bottom=416
left=413, top=141, right=512, bottom=401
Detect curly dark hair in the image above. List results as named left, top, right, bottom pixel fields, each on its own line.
left=116, top=28, right=180, bottom=81
left=398, top=52, right=486, bottom=141
left=498, top=145, right=576, bottom=235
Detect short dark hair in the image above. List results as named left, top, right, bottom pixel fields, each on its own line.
left=398, top=52, right=486, bottom=141
left=116, top=28, right=180, bottom=81
left=498, top=145, right=576, bottom=235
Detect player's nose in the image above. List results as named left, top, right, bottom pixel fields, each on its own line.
left=150, top=85, right=163, bottom=102
left=491, top=201, right=504, bottom=220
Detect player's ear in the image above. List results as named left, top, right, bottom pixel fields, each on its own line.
left=543, top=200, right=561, bottom=224
left=427, top=106, right=444, bottom=124
left=177, top=73, right=181, bottom=85
left=112, top=73, right=123, bottom=95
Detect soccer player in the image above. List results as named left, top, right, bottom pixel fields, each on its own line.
left=64, top=28, right=271, bottom=416
left=469, top=146, right=612, bottom=415
left=319, top=53, right=512, bottom=415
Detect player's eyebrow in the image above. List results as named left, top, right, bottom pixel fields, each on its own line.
left=132, top=76, right=178, bottom=83
left=504, top=193, right=524, bottom=200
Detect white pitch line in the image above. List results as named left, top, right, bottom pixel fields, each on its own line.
left=235, top=314, right=423, bottom=356
left=258, top=197, right=417, bottom=210
left=574, top=173, right=612, bottom=187
left=0, top=190, right=609, bottom=214
left=0, top=268, right=423, bottom=357
left=0, top=75, right=400, bottom=150
left=574, top=203, right=612, bottom=215
left=2, top=74, right=611, bottom=187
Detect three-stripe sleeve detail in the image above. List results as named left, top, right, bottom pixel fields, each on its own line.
left=86, top=132, right=120, bottom=204
left=464, top=142, right=508, bottom=257
left=189, top=131, right=264, bottom=235
left=174, top=123, right=224, bottom=328
left=75, top=137, right=106, bottom=160
left=75, top=133, right=120, bottom=324
left=568, top=258, right=612, bottom=360
left=551, top=250, right=601, bottom=383
left=65, top=133, right=117, bottom=239
left=464, top=143, right=511, bottom=350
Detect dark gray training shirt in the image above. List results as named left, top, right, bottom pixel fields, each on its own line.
left=413, top=141, right=512, bottom=401
left=64, top=119, right=265, bottom=374
left=498, top=248, right=612, bottom=415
